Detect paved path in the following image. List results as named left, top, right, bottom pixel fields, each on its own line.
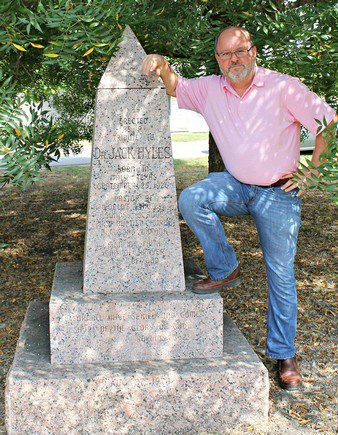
left=49, top=140, right=209, bottom=167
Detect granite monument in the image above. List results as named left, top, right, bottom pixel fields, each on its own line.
left=5, top=27, right=269, bottom=434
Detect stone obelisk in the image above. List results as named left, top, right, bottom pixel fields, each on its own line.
left=83, top=26, right=185, bottom=294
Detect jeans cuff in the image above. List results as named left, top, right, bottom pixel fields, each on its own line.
left=210, top=264, right=239, bottom=282
left=266, top=352, right=295, bottom=360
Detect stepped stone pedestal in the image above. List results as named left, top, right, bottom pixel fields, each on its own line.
left=6, top=298, right=268, bottom=434
left=5, top=26, right=269, bottom=434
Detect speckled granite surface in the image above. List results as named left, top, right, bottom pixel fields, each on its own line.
left=6, top=302, right=269, bottom=434
left=83, top=26, right=185, bottom=294
left=98, top=26, right=158, bottom=90
left=50, top=262, right=223, bottom=364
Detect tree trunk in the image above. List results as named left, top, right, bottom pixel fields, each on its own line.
left=208, top=132, right=225, bottom=173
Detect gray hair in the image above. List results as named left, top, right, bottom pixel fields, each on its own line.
left=214, top=26, right=254, bottom=53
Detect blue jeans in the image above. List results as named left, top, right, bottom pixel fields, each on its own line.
left=178, top=171, right=302, bottom=359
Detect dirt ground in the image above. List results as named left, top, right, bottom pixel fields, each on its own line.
left=0, top=164, right=337, bottom=434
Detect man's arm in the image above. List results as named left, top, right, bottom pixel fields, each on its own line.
left=142, top=54, right=178, bottom=97
left=311, top=114, right=338, bottom=167
left=282, top=114, right=337, bottom=196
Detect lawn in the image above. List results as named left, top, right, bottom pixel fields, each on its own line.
left=171, top=132, right=209, bottom=142
left=0, top=159, right=337, bottom=433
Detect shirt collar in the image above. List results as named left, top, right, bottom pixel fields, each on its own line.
left=251, top=66, right=265, bottom=87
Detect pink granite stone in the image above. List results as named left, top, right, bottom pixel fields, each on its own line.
left=83, top=27, right=185, bottom=294
left=6, top=302, right=269, bottom=434
left=50, top=263, right=223, bottom=364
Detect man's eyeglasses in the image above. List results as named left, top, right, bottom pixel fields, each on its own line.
left=216, top=46, right=254, bottom=60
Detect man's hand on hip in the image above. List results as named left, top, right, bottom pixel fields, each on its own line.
left=281, top=169, right=320, bottom=197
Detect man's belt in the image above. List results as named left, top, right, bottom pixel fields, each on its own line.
left=255, top=178, right=290, bottom=188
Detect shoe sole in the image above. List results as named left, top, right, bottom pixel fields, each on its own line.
left=280, top=382, right=302, bottom=391
left=191, top=277, right=242, bottom=295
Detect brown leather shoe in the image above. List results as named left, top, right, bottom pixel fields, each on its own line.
left=192, top=268, right=241, bottom=294
left=278, top=357, right=303, bottom=391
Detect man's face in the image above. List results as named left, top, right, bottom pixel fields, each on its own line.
left=215, top=29, right=257, bottom=83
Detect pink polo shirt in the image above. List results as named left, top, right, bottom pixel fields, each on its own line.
left=176, top=67, right=335, bottom=185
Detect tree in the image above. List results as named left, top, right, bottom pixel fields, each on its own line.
left=0, top=0, right=336, bottom=193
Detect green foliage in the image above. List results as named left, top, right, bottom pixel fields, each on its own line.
left=294, top=120, right=338, bottom=203
left=0, top=0, right=337, bottom=194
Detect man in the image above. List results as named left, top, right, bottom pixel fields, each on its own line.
left=142, top=26, right=336, bottom=390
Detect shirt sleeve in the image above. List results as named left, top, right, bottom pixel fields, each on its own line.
left=285, top=78, right=336, bottom=135
left=175, top=76, right=210, bottom=114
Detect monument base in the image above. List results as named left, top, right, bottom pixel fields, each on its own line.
left=6, top=302, right=269, bottom=434
left=50, top=262, right=223, bottom=364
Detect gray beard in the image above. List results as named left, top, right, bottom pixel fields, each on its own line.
left=224, top=61, right=256, bottom=82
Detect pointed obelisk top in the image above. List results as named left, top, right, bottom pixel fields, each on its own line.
left=98, top=26, right=162, bottom=89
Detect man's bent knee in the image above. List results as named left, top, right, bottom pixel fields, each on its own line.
left=178, top=187, right=194, bottom=217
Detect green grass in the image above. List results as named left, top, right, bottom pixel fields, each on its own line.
left=35, top=165, right=90, bottom=186
left=171, top=132, right=208, bottom=142
left=174, top=157, right=208, bottom=171
left=52, top=165, right=90, bottom=176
